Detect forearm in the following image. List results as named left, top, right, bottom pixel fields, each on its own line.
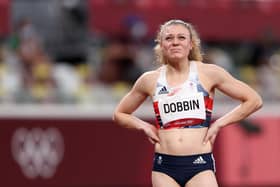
left=215, top=97, right=262, bottom=128
left=113, top=112, right=149, bottom=131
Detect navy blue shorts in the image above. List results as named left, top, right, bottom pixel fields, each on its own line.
left=153, top=152, right=216, bottom=187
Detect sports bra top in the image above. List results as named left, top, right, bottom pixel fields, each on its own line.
left=152, top=61, right=213, bottom=129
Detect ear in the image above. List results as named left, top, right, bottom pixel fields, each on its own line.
left=158, top=39, right=163, bottom=47
left=189, top=41, right=193, bottom=50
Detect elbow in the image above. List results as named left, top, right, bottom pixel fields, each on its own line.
left=253, top=95, right=263, bottom=111
left=112, top=110, right=124, bottom=127
left=112, top=108, right=133, bottom=129
left=112, top=111, right=118, bottom=123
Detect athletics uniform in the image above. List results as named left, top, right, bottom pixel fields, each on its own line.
left=152, top=61, right=216, bottom=186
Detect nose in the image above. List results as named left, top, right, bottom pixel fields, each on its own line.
left=172, top=38, right=179, bottom=45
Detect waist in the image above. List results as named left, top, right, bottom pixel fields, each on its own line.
left=155, top=128, right=212, bottom=155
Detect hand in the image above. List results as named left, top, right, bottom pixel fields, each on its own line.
left=143, top=124, right=160, bottom=144
left=203, top=122, right=221, bottom=146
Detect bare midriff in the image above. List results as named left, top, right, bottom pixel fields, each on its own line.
left=155, top=128, right=212, bottom=155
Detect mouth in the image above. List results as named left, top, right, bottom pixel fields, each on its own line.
left=170, top=48, right=181, bottom=53
left=170, top=50, right=182, bottom=54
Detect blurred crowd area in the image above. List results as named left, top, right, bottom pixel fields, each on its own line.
left=0, top=0, right=280, bottom=105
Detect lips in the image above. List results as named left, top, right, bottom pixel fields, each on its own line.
left=170, top=49, right=181, bottom=53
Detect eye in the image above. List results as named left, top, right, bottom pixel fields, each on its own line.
left=165, top=36, right=173, bottom=41
left=178, top=36, right=186, bottom=40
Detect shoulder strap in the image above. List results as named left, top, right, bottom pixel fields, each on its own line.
left=188, top=61, right=198, bottom=82
left=158, top=65, right=167, bottom=85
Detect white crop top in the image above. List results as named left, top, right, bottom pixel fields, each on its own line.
left=152, top=61, right=213, bottom=129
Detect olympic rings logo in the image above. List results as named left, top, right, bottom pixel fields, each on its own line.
left=11, top=127, right=64, bottom=179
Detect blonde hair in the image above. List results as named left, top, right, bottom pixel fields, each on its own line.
left=154, top=19, right=203, bottom=64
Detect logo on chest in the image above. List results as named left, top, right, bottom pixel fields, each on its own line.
left=158, top=86, right=169, bottom=95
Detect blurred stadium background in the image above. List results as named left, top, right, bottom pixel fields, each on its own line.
left=0, top=0, right=279, bottom=187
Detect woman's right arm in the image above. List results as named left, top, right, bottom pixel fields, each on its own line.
left=113, top=72, right=160, bottom=143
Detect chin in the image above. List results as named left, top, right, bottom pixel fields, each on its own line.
left=169, top=55, right=184, bottom=62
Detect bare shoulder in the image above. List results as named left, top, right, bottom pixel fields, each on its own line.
left=141, top=69, right=160, bottom=80
left=197, top=62, right=231, bottom=82
left=133, top=69, right=160, bottom=96
left=198, top=62, right=226, bottom=74
left=137, top=69, right=160, bottom=84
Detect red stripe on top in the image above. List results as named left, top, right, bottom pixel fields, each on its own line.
left=164, top=118, right=204, bottom=129
left=153, top=101, right=161, bottom=129
left=204, top=96, right=213, bottom=111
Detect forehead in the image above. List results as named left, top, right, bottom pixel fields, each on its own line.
left=161, top=24, right=190, bottom=36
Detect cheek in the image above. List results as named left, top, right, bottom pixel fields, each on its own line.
left=183, top=42, right=192, bottom=51
left=161, top=43, right=170, bottom=52
left=188, top=42, right=193, bottom=49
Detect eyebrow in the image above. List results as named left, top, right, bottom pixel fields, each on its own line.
left=164, top=33, right=189, bottom=37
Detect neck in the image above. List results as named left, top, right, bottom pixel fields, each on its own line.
left=167, top=59, right=190, bottom=74
left=165, top=60, right=191, bottom=87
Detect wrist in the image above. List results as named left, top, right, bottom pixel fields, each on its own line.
left=213, top=119, right=224, bottom=129
left=137, top=122, right=148, bottom=132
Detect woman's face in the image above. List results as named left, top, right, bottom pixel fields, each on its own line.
left=160, top=24, right=192, bottom=62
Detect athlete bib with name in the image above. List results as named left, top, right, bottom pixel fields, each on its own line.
left=158, top=92, right=206, bottom=125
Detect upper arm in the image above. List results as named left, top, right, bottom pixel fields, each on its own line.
left=114, top=71, right=156, bottom=114
left=210, top=65, right=260, bottom=102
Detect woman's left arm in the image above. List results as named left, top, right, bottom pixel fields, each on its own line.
left=203, top=65, right=263, bottom=145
